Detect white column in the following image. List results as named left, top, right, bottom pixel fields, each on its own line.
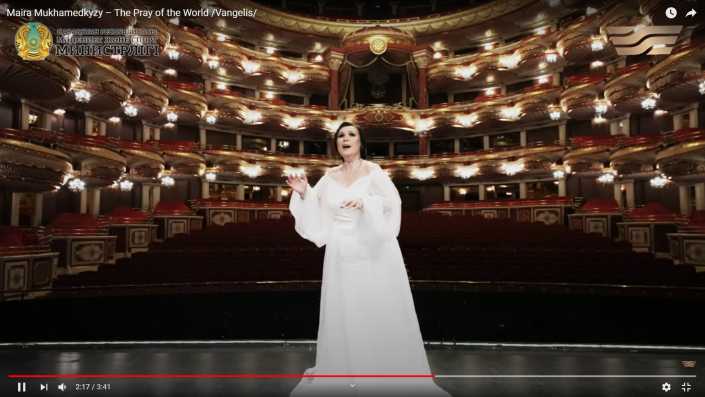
left=88, top=188, right=101, bottom=216
left=695, top=183, right=705, bottom=211
left=236, top=134, right=242, bottom=150
left=79, top=190, right=88, bottom=214
left=141, top=183, right=151, bottom=211
left=679, top=185, right=690, bottom=216
left=689, top=104, right=699, bottom=128
left=519, top=182, right=528, bottom=199
left=199, top=126, right=207, bottom=149
left=85, top=115, right=95, bottom=136
left=10, top=192, right=21, bottom=226
left=40, top=112, right=52, bottom=130
left=33, top=193, right=43, bottom=226
left=478, top=184, right=486, bottom=201
left=303, top=95, right=310, bottom=105
left=99, top=121, right=107, bottom=136
left=142, top=124, right=152, bottom=142
left=151, top=186, right=161, bottom=210
left=673, top=113, right=684, bottom=131
left=448, top=92, right=454, bottom=104
left=389, top=142, right=395, bottom=157
left=558, top=123, right=567, bottom=145
left=201, top=181, right=210, bottom=199
left=483, top=136, right=490, bottom=150
left=624, top=180, right=635, bottom=209
left=520, top=129, right=527, bottom=147
left=443, top=185, right=451, bottom=201
left=152, top=127, right=160, bottom=141
left=299, top=140, right=305, bottom=155
left=614, top=183, right=624, bottom=209
left=558, top=179, right=567, bottom=197
left=275, top=186, right=283, bottom=202
left=270, top=137, right=277, bottom=153
left=236, top=185, right=245, bottom=200
left=453, top=138, right=460, bottom=154
left=20, top=100, right=30, bottom=130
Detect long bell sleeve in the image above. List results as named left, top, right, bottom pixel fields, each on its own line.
left=289, top=173, right=332, bottom=248
left=360, top=164, right=402, bottom=243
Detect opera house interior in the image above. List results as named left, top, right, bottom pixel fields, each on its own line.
left=1, top=0, right=705, bottom=396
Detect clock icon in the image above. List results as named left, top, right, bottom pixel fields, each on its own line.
left=666, top=7, right=678, bottom=19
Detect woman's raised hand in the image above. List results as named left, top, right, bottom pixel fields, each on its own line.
left=286, top=174, right=308, bottom=196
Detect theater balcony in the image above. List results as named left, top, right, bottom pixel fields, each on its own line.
left=423, top=197, right=573, bottom=226
left=568, top=198, right=623, bottom=238
left=100, top=207, right=157, bottom=259
left=560, top=74, right=608, bottom=120
left=669, top=211, right=705, bottom=270
left=618, top=202, right=684, bottom=257
left=150, top=140, right=205, bottom=178
left=0, top=128, right=73, bottom=192
left=48, top=213, right=117, bottom=275
left=646, top=40, right=705, bottom=104
left=0, top=226, right=57, bottom=301
left=152, top=201, right=203, bottom=241
left=150, top=25, right=208, bottom=72
left=211, top=40, right=329, bottom=95
left=609, top=134, right=664, bottom=178
left=127, top=72, right=170, bottom=122
left=190, top=198, right=289, bottom=226
left=655, top=128, right=705, bottom=182
left=604, top=62, right=652, bottom=115
left=164, top=81, right=208, bottom=125
left=563, top=135, right=616, bottom=174
left=0, top=18, right=81, bottom=100
left=43, top=132, right=127, bottom=188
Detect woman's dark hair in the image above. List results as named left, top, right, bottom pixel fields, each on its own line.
left=332, top=122, right=367, bottom=159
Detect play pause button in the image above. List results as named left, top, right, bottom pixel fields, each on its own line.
left=40, top=384, right=49, bottom=391
left=17, top=381, right=26, bottom=392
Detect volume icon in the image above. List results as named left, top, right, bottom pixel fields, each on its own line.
left=58, top=383, right=67, bottom=391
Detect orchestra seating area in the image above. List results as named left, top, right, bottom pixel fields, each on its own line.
left=52, top=213, right=703, bottom=290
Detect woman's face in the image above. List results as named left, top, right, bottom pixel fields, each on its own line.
left=336, top=125, right=361, bottom=159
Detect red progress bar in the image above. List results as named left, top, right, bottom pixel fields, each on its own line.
left=8, top=374, right=436, bottom=379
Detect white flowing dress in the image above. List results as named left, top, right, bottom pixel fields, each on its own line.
left=288, top=161, right=452, bottom=397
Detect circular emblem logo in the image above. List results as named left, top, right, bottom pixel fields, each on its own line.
left=15, top=22, right=53, bottom=61
left=369, top=37, right=387, bottom=55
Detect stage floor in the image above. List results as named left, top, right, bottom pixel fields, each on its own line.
left=1, top=341, right=701, bottom=397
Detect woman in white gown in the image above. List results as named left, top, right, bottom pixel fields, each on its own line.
left=286, top=123, right=452, bottom=397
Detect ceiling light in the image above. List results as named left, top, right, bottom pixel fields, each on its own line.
left=454, top=65, right=477, bottom=80
left=241, top=59, right=261, bottom=75
left=68, top=178, right=86, bottom=192
left=205, top=112, right=218, bottom=125
left=410, top=167, right=435, bottom=181
left=454, top=113, right=479, bottom=128
left=123, top=103, right=138, bottom=117
left=74, top=89, right=91, bottom=103
left=454, top=164, right=480, bottom=179
left=500, top=160, right=525, bottom=176
left=161, top=175, right=175, bottom=187
left=53, top=108, right=66, bottom=116
left=591, top=37, right=605, bottom=52
left=649, top=174, right=671, bottom=188
left=108, top=116, right=121, bottom=124
left=166, top=45, right=180, bottom=60
left=207, top=56, right=220, bottom=70
left=240, top=163, right=263, bottom=178
left=118, top=179, right=134, bottom=191
left=239, top=108, right=263, bottom=125
left=166, top=111, right=178, bottom=123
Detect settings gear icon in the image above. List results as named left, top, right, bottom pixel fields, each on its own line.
left=662, top=382, right=671, bottom=392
